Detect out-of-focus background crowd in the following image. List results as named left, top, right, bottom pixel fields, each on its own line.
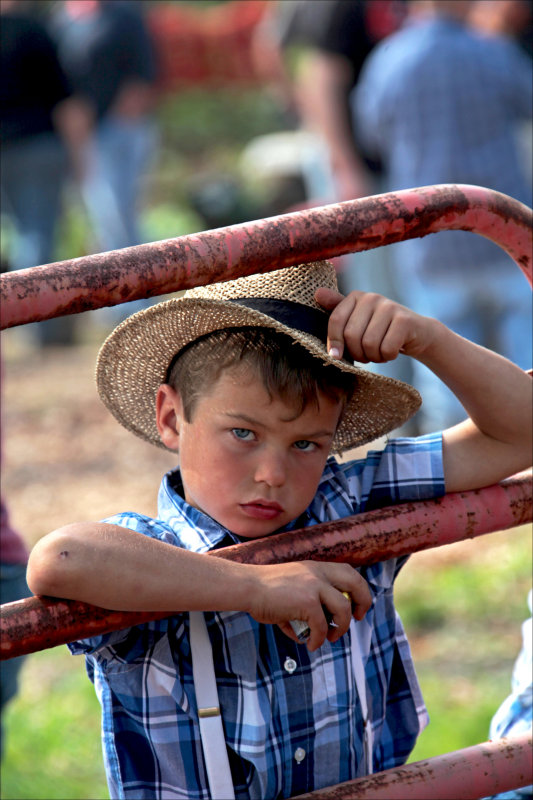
left=2, top=0, right=532, bottom=419
left=1, top=2, right=532, bottom=798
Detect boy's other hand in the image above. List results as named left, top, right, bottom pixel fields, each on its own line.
left=247, top=561, right=372, bottom=652
left=315, top=287, right=434, bottom=364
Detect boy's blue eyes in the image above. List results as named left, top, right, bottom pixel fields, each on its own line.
left=231, top=429, right=316, bottom=451
left=293, top=440, right=316, bottom=451
left=232, top=428, right=254, bottom=441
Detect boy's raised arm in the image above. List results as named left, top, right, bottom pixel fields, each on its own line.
left=316, top=288, right=532, bottom=492
left=27, top=522, right=371, bottom=651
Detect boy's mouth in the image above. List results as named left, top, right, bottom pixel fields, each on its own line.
left=239, top=500, right=284, bottom=520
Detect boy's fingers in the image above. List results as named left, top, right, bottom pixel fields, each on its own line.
left=314, top=287, right=344, bottom=310
left=307, top=617, right=330, bottom=652
left=315, top=287, right=348, bottom=358
left=378, top=320, right=408, bottom=362
left=278, top=621, right=304, bottom=643
left=318, top=289, right=363, bottom=360
left=355, top=308, right=396, bottom=363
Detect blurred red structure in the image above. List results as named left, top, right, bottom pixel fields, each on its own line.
left=147, top=0, right=272, bottom=91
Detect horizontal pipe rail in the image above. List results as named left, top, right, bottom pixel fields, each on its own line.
left=1, top=184, right=531, bottom=329
left=294, top=733, right=532, bottom=800
left=1, top=472, right=530, bottom=660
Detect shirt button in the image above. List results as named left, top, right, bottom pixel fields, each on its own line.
left=284, top=657, right=297, bottom=674
left=294, top=747, right=306, bottom=763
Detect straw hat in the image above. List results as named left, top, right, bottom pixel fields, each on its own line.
left=96, top=261, right=421, bottom=453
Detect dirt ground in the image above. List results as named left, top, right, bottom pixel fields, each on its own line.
left=2, top=321, right=177, bottom=549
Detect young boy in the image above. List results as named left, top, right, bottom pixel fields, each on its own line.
left=27, top=260, right=532, bottom=799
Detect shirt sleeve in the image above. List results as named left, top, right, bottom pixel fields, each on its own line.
left=361, top=432, right=446, bottom=511
left=312, top=432, right=445, bottom=521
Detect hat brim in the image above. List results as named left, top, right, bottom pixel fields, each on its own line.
left=96, top=296, right=421, bottom=453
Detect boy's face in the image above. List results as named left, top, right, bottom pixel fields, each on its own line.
left=157, top=367, right=344, bottom=538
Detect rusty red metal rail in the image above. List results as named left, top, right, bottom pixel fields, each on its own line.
left=1, top=472, right=530, bottom=661
left=1, top=183, right=531, bottom=329
left=293, top=733, right=533, bottom=800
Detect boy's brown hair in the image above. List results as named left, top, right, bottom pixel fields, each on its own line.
left=167, top=326, right=357, bottom=423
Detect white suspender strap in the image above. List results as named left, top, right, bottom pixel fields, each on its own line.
left=350, top=621, right=374, bottom=775
left=189, top=611, right=235, bottom=800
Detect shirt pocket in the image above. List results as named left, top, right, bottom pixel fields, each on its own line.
left=104, top=631, right=196, bottom=722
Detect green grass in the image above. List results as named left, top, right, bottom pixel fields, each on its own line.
left=397, top=526, right=532, bottom=762
left=1, top=648, right=108, bottom=800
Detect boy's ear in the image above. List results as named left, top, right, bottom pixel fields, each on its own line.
left=156, top=384, right=183, bottom=451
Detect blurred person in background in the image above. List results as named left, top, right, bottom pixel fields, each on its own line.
left=48, top=0, right=158, bottom=320
left=470, top=0, right=533, bottom=181
left=354, top=0, right=532, bottom=433
left=275, top=0, right=407, bottom=204
left=0, top=0, right=91, bottom=344
left=470, top=0, right=532, bottom=56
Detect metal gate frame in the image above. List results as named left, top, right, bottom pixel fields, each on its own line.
left=1, top=184, right=532, bottom=798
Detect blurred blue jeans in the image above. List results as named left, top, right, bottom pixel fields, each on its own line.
left=81, top=114, right=157, bottom=254
left=1, top=132, right=77, bottom=344
left=81, top=114, right=158, bottom=324
left=1, top=132, right=68, bottom=270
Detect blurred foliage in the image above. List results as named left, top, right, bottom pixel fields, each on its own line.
left=396, top=525, right=532, bottom=761
left=156, top=88, right=288, bottom=164
left=2, top=648, right=107, bottom=800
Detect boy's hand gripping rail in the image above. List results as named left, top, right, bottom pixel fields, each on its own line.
left=1, top=473, right=530, bottom=660
left=1, top=183, right=531, bottom=329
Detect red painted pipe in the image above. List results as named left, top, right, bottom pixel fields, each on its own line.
left=214, top=471, right=532, bottom=568
left=1, top=184, right=531, bottom=329
left=1, top=472, right=530, bottom=661
left=293, top=733, right=532, bottom=800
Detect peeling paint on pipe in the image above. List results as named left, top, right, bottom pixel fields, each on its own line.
left=1, top=185, right=531, bottom=329
left=1, top=472, right=530, bottom=661
left=293, top=734, right=532, bottom=800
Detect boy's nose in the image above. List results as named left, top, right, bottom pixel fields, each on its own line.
left=254, top=448, right=286, bottom=487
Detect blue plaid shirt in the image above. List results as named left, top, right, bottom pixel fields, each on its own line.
left=69, top=434, right=445, bottom=799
